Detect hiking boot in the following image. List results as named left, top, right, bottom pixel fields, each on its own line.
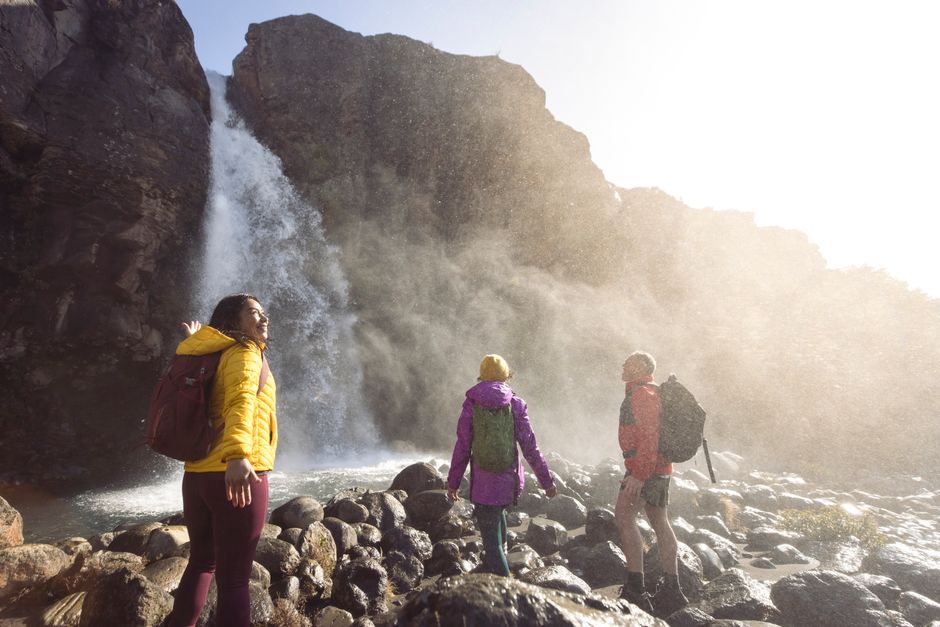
left=618, top=585, right=655, bottom=615
left=651, top=579, right=689, bottom=617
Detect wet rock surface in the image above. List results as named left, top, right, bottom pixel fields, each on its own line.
left=392, top=573, right=665, bottom=626
left=770, top=569, right=896, bottom=627
left=3, top=453, right=940, bottom=626
left=0, top=0, right=211, bottom=486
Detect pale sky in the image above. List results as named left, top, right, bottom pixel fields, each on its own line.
left=177, top=0, right=940, bottom=298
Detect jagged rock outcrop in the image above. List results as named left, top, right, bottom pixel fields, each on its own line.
left=0, top=0, right=210, bottom=485
left=227, top=14, right=940, bottom=472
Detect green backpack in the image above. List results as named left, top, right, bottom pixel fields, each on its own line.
left=471, top=403, right=517, bottom=472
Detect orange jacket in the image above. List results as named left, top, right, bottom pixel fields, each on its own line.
left=618, top=376, right=672, bottom=481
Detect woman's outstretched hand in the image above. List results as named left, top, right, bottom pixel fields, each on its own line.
left=544, top=485, right=558, bottom=498
left=225, top=458, right=260, bottom=508
left=181, top=320, right=202, bottom=337
left=447, top=487, right=460, bottom=502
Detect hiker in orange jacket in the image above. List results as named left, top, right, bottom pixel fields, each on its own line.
left=615, top=350, right=687, bottom=615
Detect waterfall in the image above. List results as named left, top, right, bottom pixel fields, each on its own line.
left=199, top=71, right=376, bottom=466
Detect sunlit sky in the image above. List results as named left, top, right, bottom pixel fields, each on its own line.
left=177, top=0, right=940, bottom=298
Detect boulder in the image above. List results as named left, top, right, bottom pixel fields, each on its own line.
left=854, top=573, right=902, bottom=610
left=48, top=550, right=144, bottom=598
left=254, top=536, right=301, bottom=579
left=899, top=591, right=940, bottom=625
left=689, top=529, right=739, bottom=564
left=269, top=575, right=301, bottom=604
left=582, top=541, right=628, bottom=588
left=315, top=605, right=356, bottom=627
left=404, top=489, right=453, bottom=527
left=0, top=543, right=71, bottom=602
left=426, top=540, right=473, bottom=578
left=584, top=508, right=620, bottom=545
left=382, top=525, right=432, bottom=561
left=671, top=517, right=696, bottom=544
left=358, top=492, right=406, bottom=532
left=735, top=506, right=782, bottom=530
left=332, top=556, right=389, bottom=617
left=262, top=523, right=283, bottom=539
left=39, top=590, right=85, bottom=627
left=804, top=538, right=864, bottom=574
left=78, top=567, right=173, bottom=627
left=279, top=526, right=304, bottom=547
left=427, top=511, right=470, bottom=542
left=692, top=568, right=780, bottom=623
left=768, top=543, right=811, bottom=565
left=776, top=492, right=816, bottom=510
left=297, top=521, right=338, bottom=575
left=519, top=564, right=591, bottom=595
left=143, top=525, right=189, bottom=563
left=322, top=516, right=359, bottom=556
left=140, top=556, right=188, bottom=593
left=698, top=488, right=745, bottom=515
left=862, top=542, right=940, bottom=601
left=386, top=549, right=424, bottom=592
left=353, top=522, right=383, bottom=548
left=51, top=538, right=92, bottom=560
left=645, top=542, right=705, bottom=603
left=525, top=517, right=568, bottom=556
left=507, top=544, right=543, bottom=573
left=251, top=560, right=272, bottom=588
left=771, top=569, right=898, bottom=627
left=296, top=557, right=330, bottom=599
left=690, top=543, right=725, bottom=580
left=107, top=522, right=163, bottom=556
left=545, top=494, right=588, bottom=530
left=390, top=462, right=445, bottom=496
left=694, top=515, right=733, bottom=539
left=0, top=496, right=24, bottom=549
left=326, top=498, right=370, bottom=525
left=745, top=527, right=804, bottom=551
left=742, top=485, right=780, bottom=511
left=271, top=496, right=324, bottom=529
left=393, top=573, right=664, bottom=625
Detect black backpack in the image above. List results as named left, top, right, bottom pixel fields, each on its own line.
left=657, top=374, right=707, bottom=463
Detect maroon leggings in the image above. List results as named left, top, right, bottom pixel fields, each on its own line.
left=167, top=471, right=269, bottom=627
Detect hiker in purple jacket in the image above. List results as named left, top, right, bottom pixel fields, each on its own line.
left=447, top=354, right=556, bottom=576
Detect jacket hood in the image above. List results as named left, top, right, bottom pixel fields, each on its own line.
left=466, top=380, right=514, bottom=409
left=176, top=326, right=239, bottom=356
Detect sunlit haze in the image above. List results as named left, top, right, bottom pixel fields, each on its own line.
left=177, top=0, right=940, bottom=297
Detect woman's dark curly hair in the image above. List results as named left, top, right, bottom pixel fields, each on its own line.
left=209, top=293, right=263, bottom=344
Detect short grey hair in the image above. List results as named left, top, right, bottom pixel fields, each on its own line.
left=626, top=351, right=656, bottom=375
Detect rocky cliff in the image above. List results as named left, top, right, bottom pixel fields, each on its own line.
left=0, top=7, right=937, bottom=487
left=0, top=0, right=210, bottom=485
left=228, top=15, right=940, bottom=475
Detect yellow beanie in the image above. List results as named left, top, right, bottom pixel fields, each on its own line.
left=479, top=354, right=511, bottom=382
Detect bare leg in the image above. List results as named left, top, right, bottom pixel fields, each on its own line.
left=615, top=484, right=645, bottom=572
left=644, top=503, right=678, bottom=575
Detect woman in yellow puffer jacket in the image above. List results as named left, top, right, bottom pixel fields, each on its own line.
left=167, top=293, right=277, bottom=627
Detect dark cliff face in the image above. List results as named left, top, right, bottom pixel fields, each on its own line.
left=0, top=0, right=210, bottom=485
left=228, top=15, right=940, bottom=473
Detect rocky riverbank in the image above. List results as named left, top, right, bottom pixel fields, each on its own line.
left=1, top=452, right=939, bottom=626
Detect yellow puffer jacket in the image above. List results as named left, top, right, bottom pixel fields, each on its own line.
left=176, top=326, right=277, bottom=473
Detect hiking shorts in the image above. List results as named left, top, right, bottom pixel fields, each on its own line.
left=623, top=470, right=671, bottom=508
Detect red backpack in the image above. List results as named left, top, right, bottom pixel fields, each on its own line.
left=144, top=350, right=269, bottom=462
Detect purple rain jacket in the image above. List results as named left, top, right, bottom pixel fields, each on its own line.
left=446, top=380, right=554, bottom=506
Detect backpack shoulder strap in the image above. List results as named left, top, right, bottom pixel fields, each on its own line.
left=258, top=352, right=270, bottom=394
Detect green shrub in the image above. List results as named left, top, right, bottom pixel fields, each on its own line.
left=779, top=506, right=885, bottom=550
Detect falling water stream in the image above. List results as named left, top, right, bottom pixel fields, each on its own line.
left=14, top=73, right=439, bottom=542
left=198, top=71, right=376, bottom=465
